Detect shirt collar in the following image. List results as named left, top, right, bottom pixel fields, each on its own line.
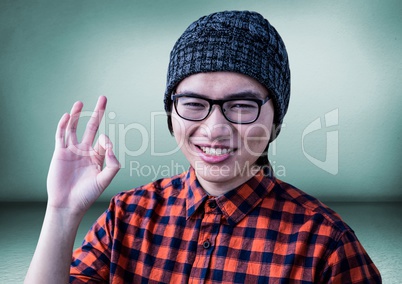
left=185, top=166, right=275, bottom=225
left=184, top=168, right=208, bottom=219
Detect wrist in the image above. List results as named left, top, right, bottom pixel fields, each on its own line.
left=45, top=203, right=85, bottom=229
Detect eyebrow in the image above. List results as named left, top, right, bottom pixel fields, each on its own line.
left=226, top=91, right=265, bottom=100
left=176, top=91, right=266, bottom=100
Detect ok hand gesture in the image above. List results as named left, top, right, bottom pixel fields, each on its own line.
left=47, top=96, right=120, bottom=216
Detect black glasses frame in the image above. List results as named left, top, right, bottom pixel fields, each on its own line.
left=171, top=94, right=270, bottom=124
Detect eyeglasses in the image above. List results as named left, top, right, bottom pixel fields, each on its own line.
left=171, top=94, right=270, bottom=124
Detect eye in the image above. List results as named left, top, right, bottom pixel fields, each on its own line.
left=183, top=102, right=205, bottom=108
left=178, top=97, right=208, bottom=109
left=226, top=100, right=258, bottom=111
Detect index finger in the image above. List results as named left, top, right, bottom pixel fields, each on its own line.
left=81, top=96, right=107, bottom=146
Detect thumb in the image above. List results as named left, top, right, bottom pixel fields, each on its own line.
left=97, top=147, right=120, bottom=190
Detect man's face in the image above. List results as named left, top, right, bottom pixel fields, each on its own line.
left=172, top=71, right=274, bottom=195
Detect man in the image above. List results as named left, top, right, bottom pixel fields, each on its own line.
left=25, top=11, right=381, bottom=283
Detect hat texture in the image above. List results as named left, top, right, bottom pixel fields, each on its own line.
left=164, top=10, right=290, bottom=137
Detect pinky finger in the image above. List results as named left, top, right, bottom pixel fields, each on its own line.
left=55, top=113, right=70, bottom=148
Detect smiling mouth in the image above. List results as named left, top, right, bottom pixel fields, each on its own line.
left=199, top=146, right=235, bottom=156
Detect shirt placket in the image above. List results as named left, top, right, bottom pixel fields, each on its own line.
left=189, top=198, right=221, bottom=283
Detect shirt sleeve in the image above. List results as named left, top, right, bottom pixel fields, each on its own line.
left=321, top=229, right=382, bottom=283
left=69, top=205, right=115, bottom=283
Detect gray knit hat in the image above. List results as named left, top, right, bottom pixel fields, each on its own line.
left=164, top=10, right=290, bottom=139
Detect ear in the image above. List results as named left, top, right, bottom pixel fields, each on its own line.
left=269, top=123, right=281, bottom=142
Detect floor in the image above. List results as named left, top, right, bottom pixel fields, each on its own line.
left=1, top=202, right=401, bottom=283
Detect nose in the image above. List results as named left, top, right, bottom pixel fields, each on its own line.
left=199, top=105, right=233, bottom=140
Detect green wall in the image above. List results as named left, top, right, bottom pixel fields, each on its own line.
left=1, top=0, right=401, bottom=202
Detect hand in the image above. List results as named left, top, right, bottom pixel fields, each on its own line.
left=47, top=96, right=120, bottom=216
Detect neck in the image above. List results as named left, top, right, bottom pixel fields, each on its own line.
left=195, top=165, right=261, bottom=196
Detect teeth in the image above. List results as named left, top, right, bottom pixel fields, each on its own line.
left=200, top=146, right=232, bottom=156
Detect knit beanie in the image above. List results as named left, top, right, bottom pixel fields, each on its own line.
left=164, top=10, right=290, bottom=139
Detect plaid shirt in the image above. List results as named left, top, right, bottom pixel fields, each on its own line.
left=70, top=167, right=381, bottom=283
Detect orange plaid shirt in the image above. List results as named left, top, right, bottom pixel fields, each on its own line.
left=70, top=167, right=381, bottom=283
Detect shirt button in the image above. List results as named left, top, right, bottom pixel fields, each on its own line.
left=208, top=200, right=217, bottom=209
left=202, top=240, right=211, bottom=249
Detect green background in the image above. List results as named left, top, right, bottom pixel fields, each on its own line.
left=1, top=0, right=401, bottom=202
